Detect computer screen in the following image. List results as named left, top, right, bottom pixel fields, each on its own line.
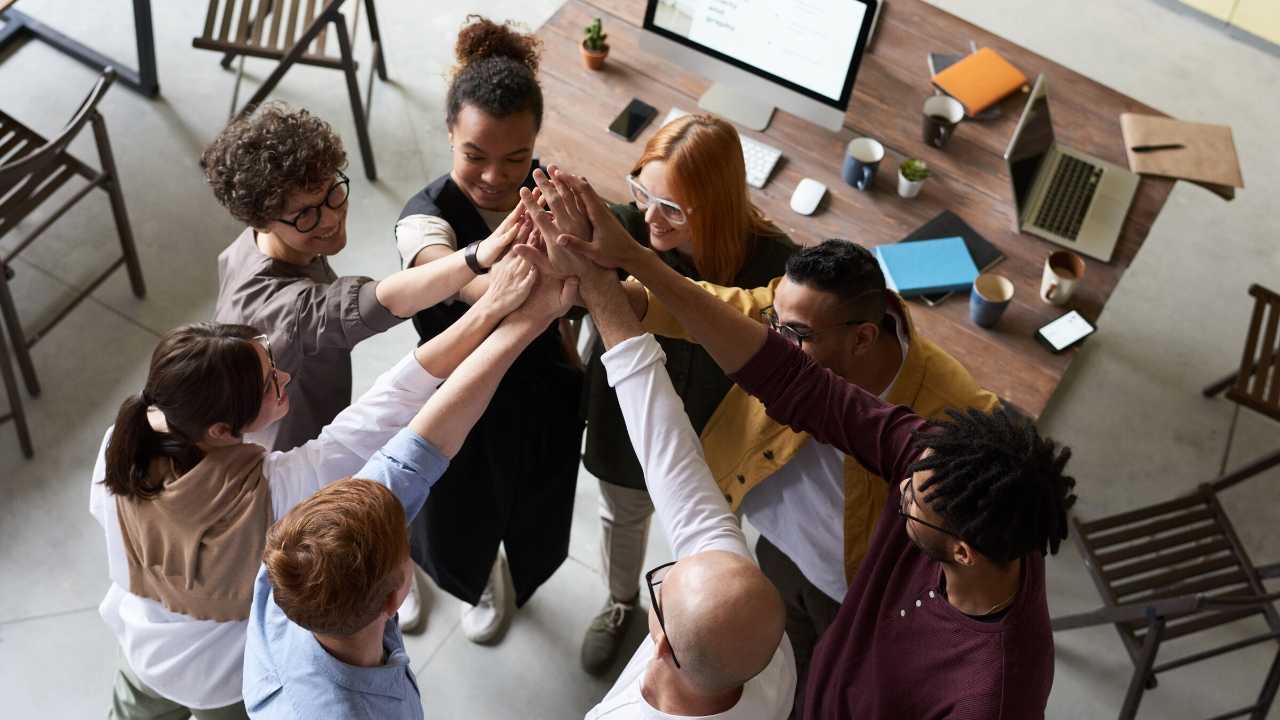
left=1007, top=86, right=1056, bottom=214
left=645, top=0, right=871, bottom=109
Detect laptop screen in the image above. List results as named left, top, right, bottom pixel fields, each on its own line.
left=1006, top=79, right=1055, bottom=215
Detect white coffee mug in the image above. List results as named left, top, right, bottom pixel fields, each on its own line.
left=1040, top=251, right=1086, bottom=306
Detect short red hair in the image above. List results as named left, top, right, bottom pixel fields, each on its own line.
left=264, top=479, right=408, bottom=635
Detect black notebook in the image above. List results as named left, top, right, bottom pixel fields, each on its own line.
left=899, top=210, right=1005, bottom=306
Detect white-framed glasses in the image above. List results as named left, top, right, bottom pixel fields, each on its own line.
left=626, top=175, right=689, bottom=226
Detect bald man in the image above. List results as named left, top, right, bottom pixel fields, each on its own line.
left=578, top=260, right=795, bottom=719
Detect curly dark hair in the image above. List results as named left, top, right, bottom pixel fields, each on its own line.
left=784, top=239, right=888, bottom=325
left=909, top=405, right=1077, bottom=565
left=447, top=15, right=543, bottom=130
left=200, top=103, right=348, bottom=228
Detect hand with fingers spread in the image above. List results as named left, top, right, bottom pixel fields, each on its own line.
left=518, top=185, right=588, bottom=279
left=551, top=174, right=650, bottom=271
left=476, top=187, right=545, bottom=268
left=479, top=250, right=539, bottom=318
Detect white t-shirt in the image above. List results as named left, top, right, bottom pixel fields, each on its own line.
left=586, top=637, right=796, bottom=720
left=394, top=207, right=510, bottom=268
left=739, top=306, right=911, bottom=602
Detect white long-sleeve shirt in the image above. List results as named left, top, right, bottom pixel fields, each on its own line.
left=89, top=353, right=442, bottom=709
left=586, top=334, right=796, bottom=720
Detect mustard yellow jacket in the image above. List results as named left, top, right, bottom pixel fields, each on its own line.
left=641, top=278, right=1001, bottom=584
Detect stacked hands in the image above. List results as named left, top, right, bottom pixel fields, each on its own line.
left=507, top=165, right=647, bottom=297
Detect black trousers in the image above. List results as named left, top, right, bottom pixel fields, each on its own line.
left=756, top=534, right=843, bottom=720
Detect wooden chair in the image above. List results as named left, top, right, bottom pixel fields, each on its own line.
left=1052, top=284, right=1280, bottom=719
left=0, top=68, right=146, bottom=405
left=193, top=0, right=388, bottom=180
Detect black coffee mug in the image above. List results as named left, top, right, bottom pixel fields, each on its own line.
left=842, top=138, right=884, bottom=192
left=922, top=95, right=965, bottom=148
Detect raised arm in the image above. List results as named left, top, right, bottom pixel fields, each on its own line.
left=263, top=254, right=538, bottom=518
left=580, top=270, right=748, bottom=559
left=375, top=204, right=530, bottom=316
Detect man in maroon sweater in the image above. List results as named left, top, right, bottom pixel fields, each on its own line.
left=544, top=172, right=1078, bottom=719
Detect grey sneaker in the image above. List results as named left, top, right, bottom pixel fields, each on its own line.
left=580, top=594, right=639, bottom=674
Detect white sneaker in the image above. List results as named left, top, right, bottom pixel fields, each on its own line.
left=460, top=554, right=510, bottom=644
left=397, top=564, right=428, bottom=635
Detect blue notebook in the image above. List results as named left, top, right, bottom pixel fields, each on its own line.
left=874, top=237, right=979, bottom=297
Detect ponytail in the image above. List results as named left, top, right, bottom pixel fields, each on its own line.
left=447, top=16, right=544, bottom=131
left=99, top=322, right=265, bottom=500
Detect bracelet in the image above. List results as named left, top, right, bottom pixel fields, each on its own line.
left=464, top=239, right=489, bottom=275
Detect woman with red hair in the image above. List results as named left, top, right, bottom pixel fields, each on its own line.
left=578, top=114, right=795, bottom=674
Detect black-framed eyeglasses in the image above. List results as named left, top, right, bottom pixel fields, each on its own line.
left=645, top=561, right=681, bottom=669
left=253, top=334, right=282, bottom=401
left=275, top=171, right=350, bottom=233
left=761, top=306, right=872, bottom=347
left=898, top=477, right=961, bottom=539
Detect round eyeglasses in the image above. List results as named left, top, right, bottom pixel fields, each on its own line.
left=275, top=172, right=350, bottom=234
left=626, top=175, right=689, bottom=226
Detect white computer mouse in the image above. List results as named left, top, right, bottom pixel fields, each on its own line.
left=790, top=178, right=827, bottom=215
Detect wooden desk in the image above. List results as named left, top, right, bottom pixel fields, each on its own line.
left=533, top=0, right=1173, bottom=419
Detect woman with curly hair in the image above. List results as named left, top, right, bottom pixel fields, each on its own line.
left=202, top=103, right=531, bottom=634
left=394, top=15, right=584, bottom=645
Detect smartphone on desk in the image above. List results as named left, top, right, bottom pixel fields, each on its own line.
left=1035, top=310, right=1096, bottom=353
left=609, top=98, right=658, bottom=142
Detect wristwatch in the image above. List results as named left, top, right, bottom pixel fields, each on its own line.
left=464, top=239, right=489, bottom=275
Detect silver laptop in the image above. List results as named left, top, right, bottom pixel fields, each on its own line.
left=1003, top=75, right=1138, bottom=263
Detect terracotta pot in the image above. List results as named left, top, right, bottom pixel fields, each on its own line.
left=581, top=42, right=609, bottom=70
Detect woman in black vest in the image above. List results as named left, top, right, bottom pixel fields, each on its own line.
left=394, top=16, right=582, bottom=645
left=579, top=114, right=796, bottom=673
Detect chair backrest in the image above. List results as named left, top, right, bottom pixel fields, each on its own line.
left=0, top=69, right=115, bottom=238
left=196, top=0, right=348, bottom=56
left=0, top=68, right=115, bottom=187
left=1228, top=284, right=1280, bottom=423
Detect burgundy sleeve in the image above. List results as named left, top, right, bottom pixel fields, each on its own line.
left=730, top=329, right=926, bottom=483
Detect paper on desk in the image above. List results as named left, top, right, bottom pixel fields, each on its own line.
left=1120, top=113, right=1243, bottom=201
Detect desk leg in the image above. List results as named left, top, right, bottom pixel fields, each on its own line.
left=0, top=1, right=158, bottom=98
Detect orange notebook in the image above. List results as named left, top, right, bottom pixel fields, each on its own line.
left=931, top=48, right=1027, bottom=116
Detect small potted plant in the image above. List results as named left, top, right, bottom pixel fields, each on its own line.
left=581, top=18, right=609, bottom=70
left=898, top=158, right=929, bottom=198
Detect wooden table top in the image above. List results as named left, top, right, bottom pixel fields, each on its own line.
left=533, top=0, right=1174, bottom=419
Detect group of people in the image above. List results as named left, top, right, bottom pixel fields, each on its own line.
left=90, top=15, right=1079, bottom=720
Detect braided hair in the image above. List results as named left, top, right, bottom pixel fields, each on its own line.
left=909, top=405, right=1076, bottom=564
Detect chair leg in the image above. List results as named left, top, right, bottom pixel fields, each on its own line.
left=1252, top=646, right=1280, bottom=719
left=333, top=13, right=376, bottom=181
left=92, top=113, right=146, bottom=299
left=0, top=329, right=34, bottom=458
left=0, top=265, right=39, bottom=396
left=363, top=0, right=388, bottom=80
left=1219, top=403, right=1241, bottom=477
left=1203, top=370, right=1239, bottom=398
left=1120, top=618, right=1164, bottom=720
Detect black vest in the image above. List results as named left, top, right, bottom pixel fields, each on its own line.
left=396, top=166, right=584, bottom=607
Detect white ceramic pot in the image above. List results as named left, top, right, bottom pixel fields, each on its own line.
left=898, top=171, right=924, bottom=198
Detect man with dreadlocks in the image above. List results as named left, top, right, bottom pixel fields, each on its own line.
left=550, top=171, right=1078, bottom=719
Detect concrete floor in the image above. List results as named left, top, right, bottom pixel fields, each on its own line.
left=0, top=0, right=1276, bottom=717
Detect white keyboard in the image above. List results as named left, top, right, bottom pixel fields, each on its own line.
left=661, top=108, right=781, bottom=189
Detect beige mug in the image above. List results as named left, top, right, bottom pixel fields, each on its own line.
left=1040, top=250, right=1085, bottom=306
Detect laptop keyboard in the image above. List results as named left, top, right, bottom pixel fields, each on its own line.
left=1033, top=154, right=1103, bottom=240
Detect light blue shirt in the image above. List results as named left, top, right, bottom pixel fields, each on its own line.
left=242, top=427, right=449, bottom=720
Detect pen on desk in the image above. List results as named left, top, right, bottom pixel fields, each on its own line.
left=1130, top=143, right=1185, bottom=153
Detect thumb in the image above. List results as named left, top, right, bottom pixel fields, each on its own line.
left=559, top=277, right=580, bottom=313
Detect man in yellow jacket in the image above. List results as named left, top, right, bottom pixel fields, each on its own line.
left=628, top=240, right=999, bottom=718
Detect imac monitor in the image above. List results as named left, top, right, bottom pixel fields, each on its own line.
left=642, top=0, right=876, bottom=131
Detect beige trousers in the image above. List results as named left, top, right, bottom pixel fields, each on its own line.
left=598, top=480, right=654, bottom=602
